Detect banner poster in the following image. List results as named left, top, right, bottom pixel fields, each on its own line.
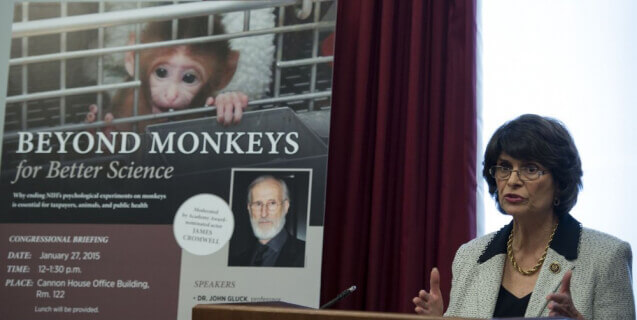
left=0, top=1, right=337, bottom=319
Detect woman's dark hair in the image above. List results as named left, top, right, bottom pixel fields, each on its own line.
left=482, top=114, right=583, bottom=215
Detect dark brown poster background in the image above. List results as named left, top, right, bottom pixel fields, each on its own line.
left=0, top=224, right=180, bottom=320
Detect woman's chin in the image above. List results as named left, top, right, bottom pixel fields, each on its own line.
left=501, top=205, right=528, bottom=217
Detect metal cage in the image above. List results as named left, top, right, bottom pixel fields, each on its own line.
left=4, top=0, right=336, bottom=141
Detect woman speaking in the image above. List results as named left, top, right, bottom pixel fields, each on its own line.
left=413, top=114, right=634, bottom=319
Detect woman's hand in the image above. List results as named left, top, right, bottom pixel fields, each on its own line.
left=546, top=270, right=585, bottom=320
left=412, top=267, right=444, bottom=316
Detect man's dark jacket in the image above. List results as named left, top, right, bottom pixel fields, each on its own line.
left=229, top=230, right=305, bottom=267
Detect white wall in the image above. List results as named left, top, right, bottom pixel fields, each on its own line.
left=480, top=0, right=637, bottom=304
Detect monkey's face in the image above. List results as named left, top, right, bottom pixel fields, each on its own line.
left=147, top=50, right=209, bottom=113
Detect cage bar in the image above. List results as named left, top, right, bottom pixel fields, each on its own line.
left=12, top=1, right=298, bottom=38
left=10, top=21, right=335, bottom=67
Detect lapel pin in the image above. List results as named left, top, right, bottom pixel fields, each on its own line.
left=549, top=262, right=560, bottom=274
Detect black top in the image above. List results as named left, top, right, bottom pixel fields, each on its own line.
left=250, top=228, right=289, bottom=266
left=493, top=285, right=531, bottom=318
left=229, top=229, right=306, bottom=267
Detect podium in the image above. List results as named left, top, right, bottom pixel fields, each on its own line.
left=192, top=303, right=468, bottom=320
left=193, top=303, right=576, bottom=320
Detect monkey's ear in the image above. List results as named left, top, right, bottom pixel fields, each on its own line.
left=124, top=32, right=137, bottom=77
left=217, top=50, right=240, bottom=90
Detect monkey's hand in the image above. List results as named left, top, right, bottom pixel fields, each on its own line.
left=206, top=92, right=248, bottom=126
left=85, top=104, right=115, bottom=138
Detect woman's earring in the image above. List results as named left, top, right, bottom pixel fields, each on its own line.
left=553, top=198, right=560, bottom=206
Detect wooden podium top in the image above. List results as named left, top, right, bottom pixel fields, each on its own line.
left=192, top=303, right=474, bottom=320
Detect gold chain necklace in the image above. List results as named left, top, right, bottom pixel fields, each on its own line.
left=506, top=222, right=558, bottom=276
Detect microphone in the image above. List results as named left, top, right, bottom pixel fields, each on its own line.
left=319, top=285, right=357, bottom=309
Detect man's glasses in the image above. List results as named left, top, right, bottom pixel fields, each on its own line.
left=249, top=200, right=284, bottom=212
left=489, top=165, right=548, bottom=182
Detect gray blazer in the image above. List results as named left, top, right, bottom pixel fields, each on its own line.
left=445, top=214, right=635, bottom=319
